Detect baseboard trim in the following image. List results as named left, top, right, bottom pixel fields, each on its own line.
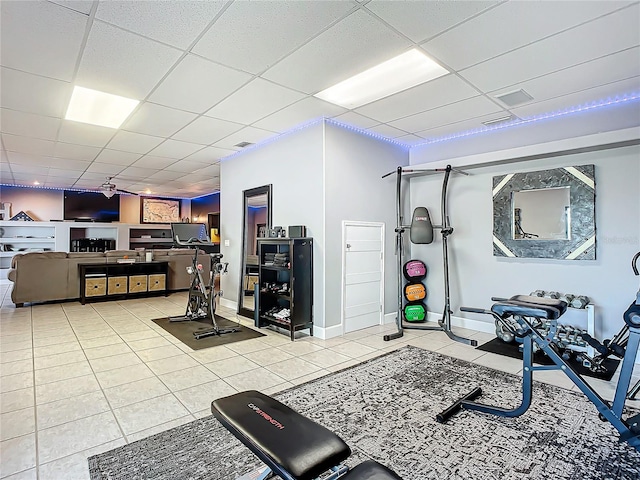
left=313, top=324, right=343, bottom=340
left=220, top=298, right=237, bottom=311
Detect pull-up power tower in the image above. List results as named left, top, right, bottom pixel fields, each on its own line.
left=383, top=165, right=477, bottom=346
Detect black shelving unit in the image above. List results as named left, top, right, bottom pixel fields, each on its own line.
left=257, top=237, right=313, bottom=341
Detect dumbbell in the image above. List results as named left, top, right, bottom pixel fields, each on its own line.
left=559, top=293, right=575, bottom=304
left=530, top=290, right=545, bottom=297
left=570, top=295, right=590, bottom=309
left=544, top=291, right=561, bottom=299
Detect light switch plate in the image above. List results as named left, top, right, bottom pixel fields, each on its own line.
left=224, top=239, right=230, bottom=247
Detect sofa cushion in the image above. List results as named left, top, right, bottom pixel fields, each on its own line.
left=68, top=252, right=105, bottom=258
left=11, top=251, right=68, bottom=268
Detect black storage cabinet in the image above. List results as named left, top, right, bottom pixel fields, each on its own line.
left=257, top=237, right=313, bottom=341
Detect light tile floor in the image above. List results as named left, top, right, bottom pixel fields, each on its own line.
left=0, top=284, right=638, bottom=479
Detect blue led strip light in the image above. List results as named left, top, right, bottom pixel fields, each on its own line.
left=412, top=92, right=640, bottom=147
left=0, top=183, right=193, bottom=200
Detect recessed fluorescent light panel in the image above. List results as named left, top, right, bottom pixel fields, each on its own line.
left=65, top=86, right=139, bottom=129
left=314, top=49, right=449, bottom=109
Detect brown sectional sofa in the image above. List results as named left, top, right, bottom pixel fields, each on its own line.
left=7, top=248, right=211, bottom=307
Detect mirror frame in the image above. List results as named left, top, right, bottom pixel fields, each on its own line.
left=238, top=184, right=272, bottom=319
left=492, top=164, right=595, bottom=260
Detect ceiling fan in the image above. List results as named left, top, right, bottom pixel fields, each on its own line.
left=99, top=177, right=139, bottom=198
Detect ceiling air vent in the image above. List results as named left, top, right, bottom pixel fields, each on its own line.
left=482, top=114, right=518, bottom=127
left=494, top=89, right=533, bottom=107
left=234, top=141, right=253, bottom=148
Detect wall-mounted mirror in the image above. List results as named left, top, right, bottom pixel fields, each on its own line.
left=238, top=185, right=272, bottom=319
left=493, top=165, right=595, bottom=260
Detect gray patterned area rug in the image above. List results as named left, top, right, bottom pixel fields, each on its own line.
left=88, top=346, right=640, bottom=480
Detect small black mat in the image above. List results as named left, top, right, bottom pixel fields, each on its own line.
left=152, top=315, right=265, bottom=350
left=476, top=337, right=620, bottom=381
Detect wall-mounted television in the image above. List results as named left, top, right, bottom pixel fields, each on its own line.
left=63, top=191, right=120, bottom=222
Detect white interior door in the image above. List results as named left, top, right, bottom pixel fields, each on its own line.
left=342, top=222, right=384, bottom=333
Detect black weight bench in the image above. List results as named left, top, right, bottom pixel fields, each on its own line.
left=211, top=390, right=402, bottom=480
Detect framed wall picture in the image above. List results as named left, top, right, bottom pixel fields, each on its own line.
left=141, top=197, right=181, bottom=224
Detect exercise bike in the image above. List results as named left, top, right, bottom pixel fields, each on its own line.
left=438, top=252, right=640, bottom=452
left=169, top=223, right=240, bottom=340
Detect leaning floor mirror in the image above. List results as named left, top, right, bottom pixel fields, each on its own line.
left=492, top=164, right=596, bottom=260
left=238, top=185, right=272, bottom=319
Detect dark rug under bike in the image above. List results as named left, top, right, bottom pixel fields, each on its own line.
left=88, top=346, right=639, bottom=480
left=476, top=337, right=620, bottom=381
left=151, top=315, right=265, bottom=350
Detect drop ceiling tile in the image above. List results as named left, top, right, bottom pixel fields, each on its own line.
left=149, top=54, right=251, bottom=114
left=79, top=171, right=120, bottom=182
left=76, top=20, right=182, bottom=99
left=212, top=126, right=276, bottom=151
left=0, top=109, right=61, bottom=141
left=0, top=1, right=88, bottom=81
left=491, top=47, right=640, bottom=107
left=424, top=1, right=635, bottom=70
left=414, top=111, right=529, bottom=141
left=95, top=1, right=225, bottom=49
left=172, top=116, right=244, bottom=145
left=332, top=112, right=380, bottom=129
left=47, top=158, right=91, bottom=171
left=85, top=162, right=127, bottom=175
left=0, top=67, right=71, bottom=117
left=395, top=134, right=425, bottom=146
left=118, top=166, right=161, bottom=180
left=106, top=131, right=165, bottom=155
left=147, top=139, right=203, bottom=159
left=123, top=103, right=198, bottom=137
left=93, top=149, right=141, bottom=166
left=183, top=146, right=235, bottom=163
left=510, top=77, right=640, bottom=119
left=6, top=152, right=55, bottom=168
left=48, top=1, right=94, bottom=15
left=58, top=121, right=116, bottom=147
left=130, top=156, right=177, bottom=169
left=367, top=124, right=408, bottom=138
left=54, top=143, right=101, bottom=162
left=193, top=163, right=221, bottom=176
left=9, top=163, right=50, bottom=175
left=355, top=74, right=479, bottom=123
left=459, top=4, right=640, bottom=93
left=43, top=177, right=74, bottom=189
left=205, top=78, right=305, bottom=125
left=389, top=95, right=503, bottom=133
left=174, top=172, right=208, bottom=184
left=164, top=159, right=209, bottom=173
left=365, top=0, right=498, bottom=43
left=2, top=134, right=56, bottom=156
left=263, top=10, right=411, bottom=94
left=192, top=1, right=355, bottom=74
left=253, top=97, right=346, bottom=133
left=12, top=173, right=47, bottom=184
left=46, top=167, right=85, bottom=179
left=147, top=170, right=184, bottom=181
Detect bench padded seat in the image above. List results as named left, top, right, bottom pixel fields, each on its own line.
left=492, top=295, right=567, bottom=320
left=342, top=460, right=403, bottom=479
left=212, top=390, right=351, bottom=480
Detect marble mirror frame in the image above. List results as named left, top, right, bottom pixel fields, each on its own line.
left=492, top=164, right=596, bottom=260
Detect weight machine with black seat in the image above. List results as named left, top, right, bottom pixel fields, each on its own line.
left=437, top=253, right=640, bottom=451
left=168, top=223, right=240, bottom=340
left=382, top=165, right=476, bottom=346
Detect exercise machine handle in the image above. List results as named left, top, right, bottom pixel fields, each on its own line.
left=460, top=306, right=487, bottom=314
left=581, top=333, right=609, bottom=356
left=632, top=251, right=639, bottom=276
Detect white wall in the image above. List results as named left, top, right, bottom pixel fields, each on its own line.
left=219, top=124, right=325, bottom=324
left=408, top=143, right=640, bottom=340
left=323, top=123, right=409, bottom=329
